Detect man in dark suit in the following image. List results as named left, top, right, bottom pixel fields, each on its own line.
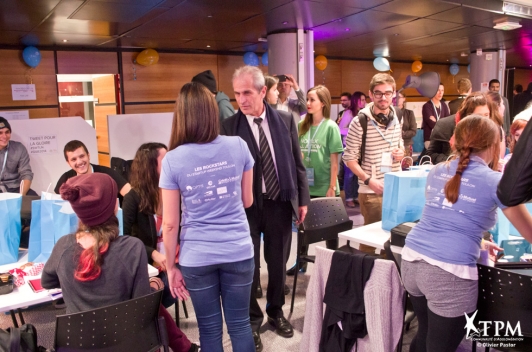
left=221, top=65, right=310, bottom=351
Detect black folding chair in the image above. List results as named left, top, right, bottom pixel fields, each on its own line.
left=472, top=264, right=532, bottom=352
left=54, top=290, right=169, bottom=352
left=290, top=197, right=353, bottom=313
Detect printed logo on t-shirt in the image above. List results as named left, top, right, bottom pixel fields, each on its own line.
left=217, top=187, right=227, bottom=195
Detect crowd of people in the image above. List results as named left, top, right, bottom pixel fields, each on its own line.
left=2, top=65, right=532, bottom=352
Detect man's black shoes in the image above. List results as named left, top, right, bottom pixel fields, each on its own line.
left=268, top=316, right=294, bottom=338
left=253, top=331, right=263, bottom=352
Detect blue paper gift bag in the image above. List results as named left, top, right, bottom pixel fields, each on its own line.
left=382, top=171, right=428, bottom=231
left=0, top=193, right=22, bottom=265
left=28, top=199, right=58, bottom=262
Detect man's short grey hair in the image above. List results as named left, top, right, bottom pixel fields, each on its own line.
left=233, top=66, right=265, bottom=92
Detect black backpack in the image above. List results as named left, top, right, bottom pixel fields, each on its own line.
left=0, top=324, right=43, bottom=352
left=358, top=108, right=403, bottom=164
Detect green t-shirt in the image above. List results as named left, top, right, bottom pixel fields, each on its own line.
left=298, top=118, right=344, bottom=196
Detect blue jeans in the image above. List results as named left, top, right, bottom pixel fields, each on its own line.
left=344, top=165, right=359, bottom=201
left=181, top=258, right=255, bottom=352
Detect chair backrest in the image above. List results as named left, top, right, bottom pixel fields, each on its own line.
left=300, top=197, right=353, bottom=246
left=54, top=290, right=167, bottom=352
left=477, top=265, right=532, bottom=338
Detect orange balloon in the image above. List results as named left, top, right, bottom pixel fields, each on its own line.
left=135, top=49, right=159, bottom=66
left=412, top=60, right=422, bottom=73
left=315, top=55, right=328, bottom=71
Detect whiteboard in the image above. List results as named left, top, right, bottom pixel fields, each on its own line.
left=107, top=113, right=174, bottom=160
left=10, top=117, right=98, bottom=194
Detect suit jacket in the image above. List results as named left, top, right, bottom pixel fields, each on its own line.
left=220, top=103, right=310, bottom=219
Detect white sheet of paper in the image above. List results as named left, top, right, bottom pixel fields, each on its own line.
left=12, top=84, right=36, bottom=101
left=0, top=110, right=30, bottom=120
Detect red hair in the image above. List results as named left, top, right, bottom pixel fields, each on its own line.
left=509, top=119, right=528, bottom=153
left=74, top=216, right=119, bottom=282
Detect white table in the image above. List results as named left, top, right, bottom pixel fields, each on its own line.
left=0, top=249, right=158, bottom=326
left=339, top=221, right=403, bottom=255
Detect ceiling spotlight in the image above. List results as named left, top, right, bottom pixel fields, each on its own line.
left=206, top=45, right=211, bottom=48
left=63, top=39, right=68, bottom=42
left=461, top=52, right=468, bottom=57
left=282, top=21, right=288, bottom=25
left=258, top=37, right=268, bottom=42
left=493, top=21, right=522, bottom=30
left=207, top=15, right=213, bottom=18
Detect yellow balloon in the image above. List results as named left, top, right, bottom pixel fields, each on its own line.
left=135, top=49, right=159, bottom=66
left=315, top=55, right=328, bottom=71
left=412, top=60, right=422, bottom=73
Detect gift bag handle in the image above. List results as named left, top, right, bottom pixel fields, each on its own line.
left=400, top=156, right=413, bottom=171
left=419, top=155, right=432, bottom=165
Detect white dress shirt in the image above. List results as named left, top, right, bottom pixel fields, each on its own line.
left=245, top=107, right=279, bottom=193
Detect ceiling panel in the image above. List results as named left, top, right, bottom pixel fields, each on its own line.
left=312, top=9, right=418, bottom=42
left=69, top=0, right=166, bottom=23
left=0, top=0, right=62, bottom=31
left=374, top=0, right=457, bottom=17
left=1, top=0, right=532, bottom=67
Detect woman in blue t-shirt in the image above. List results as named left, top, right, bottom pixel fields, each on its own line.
left=401, top=115, right=532, bottom=352
left=160, top=82, right=255, bottom=352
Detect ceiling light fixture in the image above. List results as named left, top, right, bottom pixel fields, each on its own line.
left=207, top=15, right=212, bottom=18
left=503, top=1, right=532, bottom=17
left=206, top=45, right=211, bottom=48
left=258, top=37, right=267, bottom=42
left=63, top=39, right=68, bottom=42
left=282, top=21, right=288, bottom=25
left=493, top=21, right=522, bottom=30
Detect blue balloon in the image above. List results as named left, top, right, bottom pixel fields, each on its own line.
left=261, top=52, right=268, bottom=66
left=449, top=64, right=459, bottom=76
left=467, top=64, right=471, bottom=73
left=22, top=46, right=41, bottom=68
left=373, top=57, right=390, bottom=72
left=243, top=52, right=259, bottom=66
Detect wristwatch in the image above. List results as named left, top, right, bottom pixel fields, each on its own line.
left=364, top=177, right=371, bottom=185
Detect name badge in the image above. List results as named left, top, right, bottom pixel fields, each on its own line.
left=306, top=168, right=315, bottom=186
left=381, top=152, right=393, bottom=173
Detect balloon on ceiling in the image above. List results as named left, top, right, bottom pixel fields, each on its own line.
left=373, top=57, right=390, bottom=72
left=243, top=52, right=259, bottom=66
left=134, top=49, right=159, bottom=66
left=411, top=60, right=422, bottom=73
left=261, top=52, right=268, bottom=66
left=315, top=55, right=328, bottom=71
left=22, top=46, right=41, bottom=68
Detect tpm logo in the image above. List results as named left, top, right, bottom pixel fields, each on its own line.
left=464, top=310, right=524, bottom=349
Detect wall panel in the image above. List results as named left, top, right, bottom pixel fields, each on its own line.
left=122, top=52, right=218, bottom=103
left=0, top=50, right=58, bottom=108
left=125, top=104, right=175, bottom=114
left=57, top=51, right=118, bottom=74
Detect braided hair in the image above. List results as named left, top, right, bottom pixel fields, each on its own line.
left=444, top=115, right=500, bottom=203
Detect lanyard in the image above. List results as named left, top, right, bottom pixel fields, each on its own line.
left=370, top=118, right=398, bottom=150
left=306, top=119, right=324, bottom=162
left=431, top=100, right=441, bottom=120
left=0, top=148, right=8, bottom=180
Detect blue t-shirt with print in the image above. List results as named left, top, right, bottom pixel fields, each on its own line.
left=405, top=156, right=507, bottom=267
left=159, top=135, right=255, bottom=267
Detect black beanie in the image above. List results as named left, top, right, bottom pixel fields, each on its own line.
left=191, top=70, right=217, bottom=94
left=0, top=117, right=11, bottom=132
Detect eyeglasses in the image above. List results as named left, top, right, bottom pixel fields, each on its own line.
left=372, top=91, right=394, bottom=99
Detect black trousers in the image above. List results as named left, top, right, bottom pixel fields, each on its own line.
left=247, top=199, right=293, bottom=331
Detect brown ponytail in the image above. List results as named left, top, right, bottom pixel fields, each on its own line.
left=444, top=115, right=500, bottom=204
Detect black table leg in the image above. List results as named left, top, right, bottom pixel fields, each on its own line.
left=10, top=310, right=19, bottom=327
left=17, top=308, right=25, bottom=325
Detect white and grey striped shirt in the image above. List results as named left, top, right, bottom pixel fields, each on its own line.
left=343, top=104, right=404, bottom=193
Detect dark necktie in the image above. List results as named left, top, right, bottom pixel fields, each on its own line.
left=254, top=118, right=280, bottom=201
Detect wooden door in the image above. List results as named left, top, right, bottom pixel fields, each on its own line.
left=93, top=75, right=118, bottom=167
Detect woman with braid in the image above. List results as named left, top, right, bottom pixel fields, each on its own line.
left=400, top=115, right=532, bottom=352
